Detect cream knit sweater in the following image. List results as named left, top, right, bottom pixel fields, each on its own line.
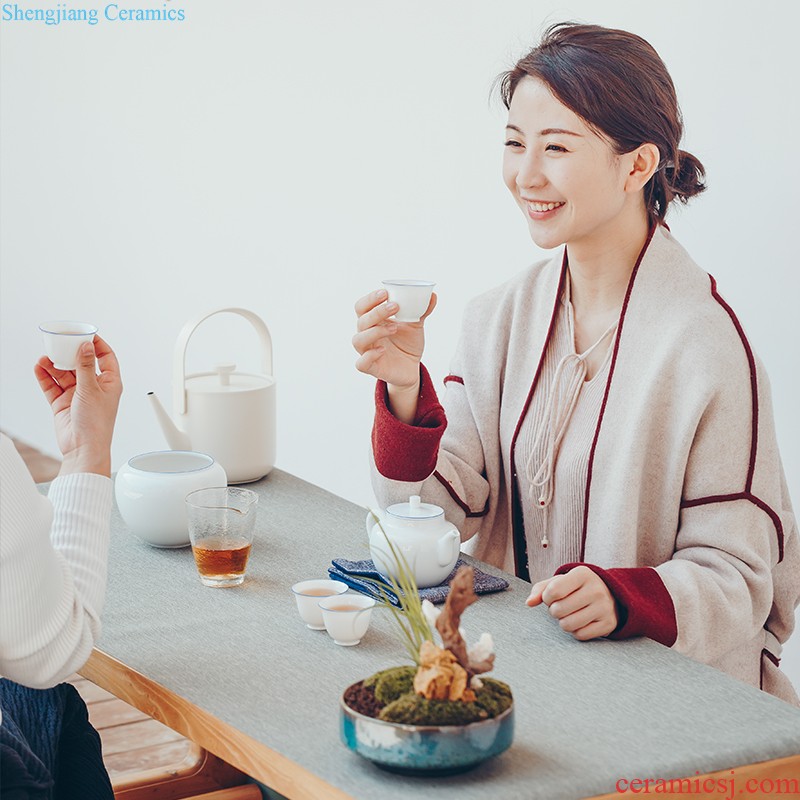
left=0, top=433, right=112, bottom=689
left=370, top=225, right=800, bottom=705
left=517, top=290, right=613, bottom=576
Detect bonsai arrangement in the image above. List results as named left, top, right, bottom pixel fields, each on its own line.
left=343, top=565, right=512, bottom=725
left=340, top=518, right=514, bottom=773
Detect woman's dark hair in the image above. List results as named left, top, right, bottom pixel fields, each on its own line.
left=498, top=23, right=706, bottom=223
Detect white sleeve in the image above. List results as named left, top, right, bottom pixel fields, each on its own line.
left=0, top=434, right=112, bottom=688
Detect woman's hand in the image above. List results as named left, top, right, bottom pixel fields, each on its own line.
left=34, top=335, right=123, bottom=477
left=353, top=289, right=436, bottom=423
left=526, top=565, right=618, bottom=640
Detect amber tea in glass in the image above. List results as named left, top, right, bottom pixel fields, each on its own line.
left=186, top=487, right=258, bottom=587
left=192, top=538, right=252, bottom=583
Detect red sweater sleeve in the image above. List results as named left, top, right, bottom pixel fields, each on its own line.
left=372, top=364, right=447, bottom=482
left=555, top=562, right=678, bottom=647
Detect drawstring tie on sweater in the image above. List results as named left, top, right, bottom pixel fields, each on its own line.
left=525, top=282, right=618, bottom=548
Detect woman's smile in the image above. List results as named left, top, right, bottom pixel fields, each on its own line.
left=502, top=76, right=643, bottom=254
left=525, top=199, right=566, bottom=218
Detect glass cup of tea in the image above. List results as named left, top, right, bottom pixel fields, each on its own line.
left=185, top=487, right=258, bottom=587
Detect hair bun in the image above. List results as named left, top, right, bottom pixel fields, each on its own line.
left=666, top=150, right=706, bottom=203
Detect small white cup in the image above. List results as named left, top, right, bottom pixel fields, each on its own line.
left=382, top=280, right=435, bottom=323
left=291, top=579, right=349, bottom=630
left=39, top=321, right=98, bottom=370
left=319, top=594, right=376, bottom=646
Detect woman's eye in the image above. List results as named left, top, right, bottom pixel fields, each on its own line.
left=545, top=144, right=567, bottom=153
left=504, top=139, right=523, bottom=148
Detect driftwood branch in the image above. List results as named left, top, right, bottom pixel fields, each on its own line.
left=435, top=565, right=495, bottom=678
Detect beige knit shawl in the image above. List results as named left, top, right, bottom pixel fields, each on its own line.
left=371, top=225, right=800, bottom=704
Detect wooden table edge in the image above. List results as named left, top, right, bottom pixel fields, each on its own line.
left=81, top=648, right=800, bottom=800
left=79, top=648, right=354, bottom=800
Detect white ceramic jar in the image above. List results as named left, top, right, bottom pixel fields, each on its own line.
left=115, top=450, right=227, bottom=547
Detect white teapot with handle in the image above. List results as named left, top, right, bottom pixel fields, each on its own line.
left=147, top=307, right=275, bottom=484
left=367, top=496, right=461, bottom=589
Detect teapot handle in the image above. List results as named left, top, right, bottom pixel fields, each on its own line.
left=173, top=307, right=273, bottom=415
left=437, top=530, right=460, bottom=567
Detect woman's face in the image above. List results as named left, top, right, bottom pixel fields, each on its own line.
left=502, top=77, right=641, bottom=252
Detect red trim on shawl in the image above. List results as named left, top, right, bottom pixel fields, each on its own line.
left=426, top=374, right=488, bottom=515
left=508, top=251, right=569, bottom=581
left=678, top=280, right=784, bottom=562
left=761, top=649, right=781, bottom=690
left=763, top=648, right=781, bottom=668
left=556, top=562, right=678, bottom=647
left=580, top=224, right=658, bottom=560
left=681, top=491, right=784, bottom=562
left=433, top=470, right=489, bottom=518
left=371, top=364, right=446, bottom=481
left=708, top=274, right=759, bottom=492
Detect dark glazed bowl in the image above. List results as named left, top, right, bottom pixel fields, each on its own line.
left=340, top=685, right=514, bottom=776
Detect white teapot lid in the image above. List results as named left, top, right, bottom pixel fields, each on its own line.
left=185, top=363, right=274, bottom=394
left=386, top=495, right=443, bottom=520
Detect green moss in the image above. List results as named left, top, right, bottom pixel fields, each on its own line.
left=363, top=666, right=413, bottom=689
left=379, top=695, right=482, bottom=725
left=371, top=666, right=416, bottom=705
left=473, top=678, right=513, bottom=718
left=361, top=665, right=513, bottom=726
left=378, top=679, right=513, bottom=726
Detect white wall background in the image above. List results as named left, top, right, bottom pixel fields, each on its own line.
left=2, top=1, right=799, bottom=685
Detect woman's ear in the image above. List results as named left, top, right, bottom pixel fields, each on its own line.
left=624, top=143, right=660, bottom=192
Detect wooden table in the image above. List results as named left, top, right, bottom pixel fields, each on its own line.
left=75, top=470, right=800, bottom=800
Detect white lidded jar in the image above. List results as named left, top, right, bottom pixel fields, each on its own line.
left=115, top=450, right=227, bottom=547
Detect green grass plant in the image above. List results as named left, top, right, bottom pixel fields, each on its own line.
left=364, top=510, right=434, bottom=665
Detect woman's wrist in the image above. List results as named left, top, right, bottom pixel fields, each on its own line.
left=59, top=449, right=112, bottom=478
left=387, top=380, right=421, bottom=425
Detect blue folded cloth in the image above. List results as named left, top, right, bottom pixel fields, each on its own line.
left=328, top=557, right=509, bottom=606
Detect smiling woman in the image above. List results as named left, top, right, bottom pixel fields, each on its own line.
left=352, top=22, right=800, bottom=708
left=500, top=23, right=706, bottom=227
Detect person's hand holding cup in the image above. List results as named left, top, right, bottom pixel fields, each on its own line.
left=352, top=279, right=436, bottom=425
left=35, top=326, right=122, bottom=478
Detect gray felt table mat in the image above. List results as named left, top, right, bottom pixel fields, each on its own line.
left=44, top=469, right=800, bottom=799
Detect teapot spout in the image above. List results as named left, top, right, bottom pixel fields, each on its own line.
left=147, top=392, right=191, bottom=451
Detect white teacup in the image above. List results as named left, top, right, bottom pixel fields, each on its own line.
left=319, top=594, right=376, bottom=646
left=382, top=280, right=435, bottom=323
left=291, top=579, right=349, bottom=630
left=39, top=321, right=98, bottom=370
